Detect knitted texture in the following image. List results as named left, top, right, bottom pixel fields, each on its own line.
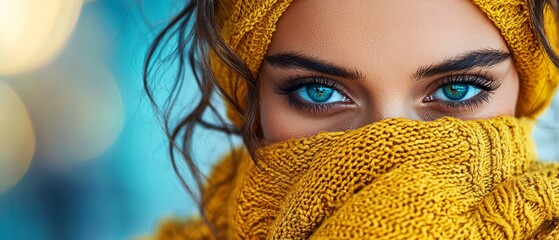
left=471, top=0, right=559, bottom=118
left=211, top=0, right=559, bottom=127
left=211, top=0, right=293, bottom=125
left=155, top=117, right=559, bottom=239
left=153, top=148, right=247, bottom=240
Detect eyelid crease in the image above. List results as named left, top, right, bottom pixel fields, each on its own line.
left=273, top=75, right=348, bottom=96
left=428, top=72, right=502, bottom=92
left=273, top=76, right=355, bottom=115
left=421, top=72, right=501, bottom=112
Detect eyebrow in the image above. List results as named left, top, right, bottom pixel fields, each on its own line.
left=264, top=52, right=363, bottom=81
left=264, top=49, right=510, bottom=82
left=413, top=49, right=511, bottom=80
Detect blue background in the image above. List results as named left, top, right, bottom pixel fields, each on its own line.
left=0, top=1, right=557, bottom=239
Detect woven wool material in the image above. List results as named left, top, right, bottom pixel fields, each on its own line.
left=155, top=117, right=559, bottom=239
left=211, top=0, right=293, bottom=125
left=211, top=0, right=559, bottom=127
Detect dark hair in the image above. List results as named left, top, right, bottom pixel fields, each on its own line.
left=531, top=0, right=559, bottom=67
left=143, top=0, right=559, bottom=236
left=143, top=0, right=260, bottom=235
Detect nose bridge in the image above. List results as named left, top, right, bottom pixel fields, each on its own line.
left=378, top=102, right=410, bottom=120
left=368, top=95, right=420, bottom=122
left=361, top=67, right=421, bottom=123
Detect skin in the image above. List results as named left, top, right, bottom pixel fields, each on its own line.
left=259, top=0, right=519, bottom=143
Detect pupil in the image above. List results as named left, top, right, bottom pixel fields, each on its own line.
left=307, top=84, right=333, bottom=102
left=443, top=84, right=468, bottom=100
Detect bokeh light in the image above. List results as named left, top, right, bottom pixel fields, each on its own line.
left=9, top=62, right=124, bottom=164
left=0, top=0, right=83, bottom=75
left=0, top=81, right=35, bottom=194
left=0, top=1, right=556, bottom=239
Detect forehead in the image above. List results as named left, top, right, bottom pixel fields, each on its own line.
left=267, top=0, right=508, bottom=77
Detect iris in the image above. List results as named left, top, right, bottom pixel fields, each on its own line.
left=306, top=84, right=334, bottom=102
left=442, top=83, right=469, bottom=100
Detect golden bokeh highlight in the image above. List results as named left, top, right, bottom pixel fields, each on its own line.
left=10, top=62, right=124, bottom=164
left=0, top=0, right=83, bottom=75
left=0, top=81, right=36, bottom=194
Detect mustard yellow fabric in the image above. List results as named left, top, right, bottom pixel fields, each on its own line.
left=155, top=117, right=559, bottom=239
left=153, top=0, right=559, bottom=239
left=211, top=0, right=559, bottom=127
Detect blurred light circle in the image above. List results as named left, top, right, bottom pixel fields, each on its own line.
left=10, top=62, right=124, bottom=164
left=0, top=81, right=35, bottom=194
left=0, top=0, right=83, bottom=75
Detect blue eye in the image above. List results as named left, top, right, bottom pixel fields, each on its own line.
left=295, top=84, right=347, bottom=103
left=432, top=83, right=482, bottom=102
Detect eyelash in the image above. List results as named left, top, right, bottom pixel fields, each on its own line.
left=274, top=73, right=501, bottom=114
left=273, top=76, right=352, bottom=114
left=424, top=73, right=501, bottom=110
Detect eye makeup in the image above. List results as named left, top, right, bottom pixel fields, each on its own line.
left=272, top=71, right=502, bottom=116
left=422, top=72, right=502, bottom=111
left=273, top=75, right=353, bottom=114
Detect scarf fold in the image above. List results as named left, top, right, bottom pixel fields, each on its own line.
left=155, top=117, right=559, bottom=239
left=235, top=117, right=559, bottom=239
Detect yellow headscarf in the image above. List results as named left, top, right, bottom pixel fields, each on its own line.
left=154, top=1, right=559, bottom=239
left=212, top=0, right=559, bottom=127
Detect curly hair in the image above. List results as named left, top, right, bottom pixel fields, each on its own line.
left=143, top=0, right=559, bottom=237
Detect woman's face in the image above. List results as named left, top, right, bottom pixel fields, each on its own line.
left=259, top=0, right=519, bottom=143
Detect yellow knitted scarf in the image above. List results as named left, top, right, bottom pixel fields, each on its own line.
left=152, top=0, right=559, bottom=239
left=155, top=117, right=559, bottom=239
left=212, top=0, right=559, bottom=126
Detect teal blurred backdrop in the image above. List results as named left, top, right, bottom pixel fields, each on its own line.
left=0, top=1, right=238, bottom=239
left=0, top=1, right=557, bottom=239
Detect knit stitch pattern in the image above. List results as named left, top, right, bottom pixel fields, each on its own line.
left=153, top=0, right=559, bottom=238
left=155, top=117, right=559, bottom=239
left=471, top=0, right=559, bottom=118
left=211, top=0, right=559, bottom=127
left=211, top=0, right=293, bottom=125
